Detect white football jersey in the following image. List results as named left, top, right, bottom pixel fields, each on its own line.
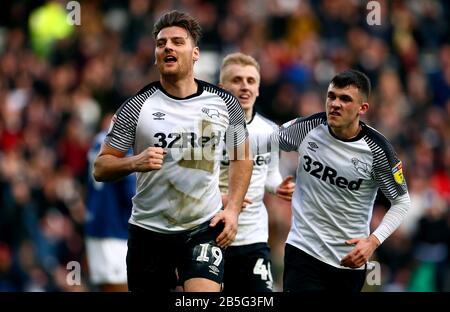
left=105, top=80, right=248, bottom=233
left=220, top=113, right=282, bottom=245
left=276, top=112, right=409, bottom=268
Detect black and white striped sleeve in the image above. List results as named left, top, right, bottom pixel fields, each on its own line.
left=272, top=112, right=326, bottom=152
left=225, top=95, right=248, bottom=148
left=364, top=128, right=408, bottom=200
left=105, top=87, right=155, bottom=152
left=365, top=127, right=410, bottom=244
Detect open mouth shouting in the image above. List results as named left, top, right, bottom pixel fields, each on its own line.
left=164, top=55, right=177, bottom=65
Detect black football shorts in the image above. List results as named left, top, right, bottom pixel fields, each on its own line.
left=223, top=242, right=274, bottom=292
left=127, top=220, right=225, bottom=292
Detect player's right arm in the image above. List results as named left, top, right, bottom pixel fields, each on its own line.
left=93, top=144, right=165, bottom=182
left=94, top=88, right=163, bottom=182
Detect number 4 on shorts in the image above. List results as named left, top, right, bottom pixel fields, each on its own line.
left=253, top=258, right=273, bottom=281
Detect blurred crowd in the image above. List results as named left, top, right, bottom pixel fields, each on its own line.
left=0, top=0, right=449, bottom=291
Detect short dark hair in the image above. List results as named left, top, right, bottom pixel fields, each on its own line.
left=330, top=69, right=371, bottom=101
left=152, top=11, right=202, bottom=46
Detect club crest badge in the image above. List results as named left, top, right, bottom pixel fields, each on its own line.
left=351, top=157, right=369, bottom=174
left=201, top=107, right=220, bottom=119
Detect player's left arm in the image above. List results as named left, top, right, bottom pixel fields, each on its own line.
left=341, top=193, right=410, bottom=268
left=210, top=95, right=252, bottom=248
left=210, top=138, right=252, bottom=248
left=341, top=141, right=410, bottom=268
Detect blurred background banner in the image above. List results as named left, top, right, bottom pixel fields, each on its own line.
left=0, top=0, right=449, bottom=292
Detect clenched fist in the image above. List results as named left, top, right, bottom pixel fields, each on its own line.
left=133, top=147, right=166, bottom=172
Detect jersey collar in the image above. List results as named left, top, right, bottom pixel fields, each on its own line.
left=327, top=121, right=366, bottom=142
left=156, top=79, right=204, bottom=100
